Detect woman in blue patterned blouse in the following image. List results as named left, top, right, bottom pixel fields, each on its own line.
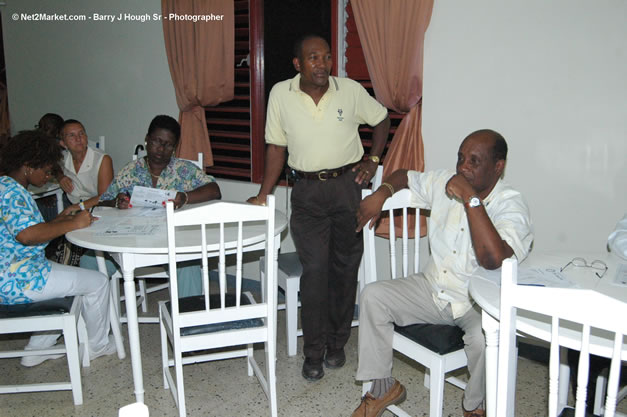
left=0, top=130, right=116, bottom=367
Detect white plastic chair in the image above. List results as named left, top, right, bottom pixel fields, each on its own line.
left=594, top=370, right=627, bottom=416
left=133, top=145, right=203, bottom=169
left=0, top=296, right=89, bottom=405
left=497, top=258, right=627, bottom=417
left=159, top=197, right=278, bottom=417
left=88, top=135, right=105, bottom=151
left=260, top=166, right=383, bottom=357
left=111, top=148, right=204, bottom=322
left=361, top=188, right=468, bottom=417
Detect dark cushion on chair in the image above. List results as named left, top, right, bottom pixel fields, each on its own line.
left=0, top=297, right=75, bottom=319
left=394, top=323, right=465, bottom=355
left=166, top=293, right=264, bottom=336
left=277, top=252, right=303, bottom=277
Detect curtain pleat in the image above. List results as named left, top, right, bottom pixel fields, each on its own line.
left=161, top=0, right=234, bottom=167
left=351, top=0, right=433, bottom=237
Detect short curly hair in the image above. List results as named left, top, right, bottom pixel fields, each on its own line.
left=0, top=130, right=64, bottom=176
left=147, top=115, right=181, bottom=143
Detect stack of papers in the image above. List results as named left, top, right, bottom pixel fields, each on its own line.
left=476, top=267, right=577, bottom=288
left=129, top=186, right=176, bottom=208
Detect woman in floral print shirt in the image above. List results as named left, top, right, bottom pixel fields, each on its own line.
left=82, top=115, right=221, bottom=298
left=100, top=114, right=220, bottom=208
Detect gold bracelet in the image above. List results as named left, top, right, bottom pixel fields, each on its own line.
left=380, top=182, right=395, bottom=196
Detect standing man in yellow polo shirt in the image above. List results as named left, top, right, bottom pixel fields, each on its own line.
left=248, top=34, right=390, bottom=381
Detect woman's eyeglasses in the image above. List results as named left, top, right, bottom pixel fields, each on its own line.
left=146, top=137, right=176, bottom=150
left=560, top=257, right=608, bottom=278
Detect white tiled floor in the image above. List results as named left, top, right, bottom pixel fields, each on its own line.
left=1, top=294, right=625, bottom=417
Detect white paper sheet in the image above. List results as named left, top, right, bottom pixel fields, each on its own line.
left=91, top=217, right=165, bottom=236
left=129, top=186, right=176, bottom=208
left=475, top=266, right=577, bottom=288
left=517, top=267, right=577, bottom=288
left=88, top=207, right=166, bottom=236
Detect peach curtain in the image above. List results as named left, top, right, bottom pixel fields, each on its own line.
left=351, top=0, right=433, bottom=237
left=161, top=0, right=234, bottom=167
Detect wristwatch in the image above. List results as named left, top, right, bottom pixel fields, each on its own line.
left=465, top=195, right=482, bottom=209
left=368, top=155, right=380, bottom=164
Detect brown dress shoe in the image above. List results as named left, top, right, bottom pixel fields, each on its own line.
left=462, top=406, right=485, bottom=417
left=350, top=381, right=406, bottom=417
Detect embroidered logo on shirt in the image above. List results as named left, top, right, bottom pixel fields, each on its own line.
left=337, top=108, right=344, bottom=122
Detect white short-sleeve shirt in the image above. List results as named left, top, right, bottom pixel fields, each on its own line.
left=62, top=146, right=106, bottom=204
left=408, top=169, right=534, bottom=318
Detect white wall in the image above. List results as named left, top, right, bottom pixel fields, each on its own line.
left=2, top=0, right=179, bottom=172
left=421, top=0, right=627, bottom=253
left=5, top=0, right=624, bottom=275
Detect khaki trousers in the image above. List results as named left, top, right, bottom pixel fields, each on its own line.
left=355, top=273, right=485, bottom=411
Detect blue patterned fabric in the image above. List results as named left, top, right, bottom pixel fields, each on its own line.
left=100, top=157, right=215, bottom=201
left=0, top=176, right=51, bottom=304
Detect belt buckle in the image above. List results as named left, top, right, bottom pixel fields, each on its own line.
left=317, top=170, right=329, bottom=181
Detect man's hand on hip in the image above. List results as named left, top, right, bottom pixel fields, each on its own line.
left=352, top=159, right=378, bottom=186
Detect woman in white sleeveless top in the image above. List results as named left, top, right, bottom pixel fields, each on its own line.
left=58, top=119, right=113, bottom=212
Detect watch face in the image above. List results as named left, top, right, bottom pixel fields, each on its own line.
left=469, top=196, right=481, bottom=208
left=369, top=155, right=380, bottom=164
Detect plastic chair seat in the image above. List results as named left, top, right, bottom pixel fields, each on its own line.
left=0, top=296, right=87, bottom=405
left=0, top=296, right=74, bottom=318
left=394, top=323, right=465, bottom=355
left=165, top=293, right=263, bottom=336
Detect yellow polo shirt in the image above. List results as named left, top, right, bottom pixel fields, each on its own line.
left=265, top=74, right=388, bottom=172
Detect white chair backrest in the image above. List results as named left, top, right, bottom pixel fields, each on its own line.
left=133, top=145, right=203, bottom=170
left=361, top=188, right=420, bottom=285
left=497, top=258, right=627, bottom=417
left=133, top=144, right=146, bottom=160
left=165, top=197, right=276, bottom=331
left=182, top=153, right=203, bottom=170
left=88, top=136, right=105, bottom=151
left=371, top=165, right=384, bottom=190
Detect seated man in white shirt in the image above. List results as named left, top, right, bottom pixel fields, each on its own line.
left=351, top=129, right=534, bottom=417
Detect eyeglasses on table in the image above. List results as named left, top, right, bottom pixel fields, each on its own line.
left=560, top=257, right=608, bottom=279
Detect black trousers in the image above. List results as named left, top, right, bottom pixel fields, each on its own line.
left=290, top=170, right=364, bottom=360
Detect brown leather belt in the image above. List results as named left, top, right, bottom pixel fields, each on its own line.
left=291, top=162, right=359, bottom=181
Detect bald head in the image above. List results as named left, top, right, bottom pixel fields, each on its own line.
left=456, top=129, right=508, bottom=196
left=462, top=129, right=507, bottom=163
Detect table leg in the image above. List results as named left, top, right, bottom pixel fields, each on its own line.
left=122, top=263, right=144, bottom=403
left=95, top=251, right=126, bottom=360
left=482, top=311, right=499, bottom=417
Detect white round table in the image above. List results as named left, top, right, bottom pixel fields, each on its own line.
left=469, top=251, right=627, bottom=416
